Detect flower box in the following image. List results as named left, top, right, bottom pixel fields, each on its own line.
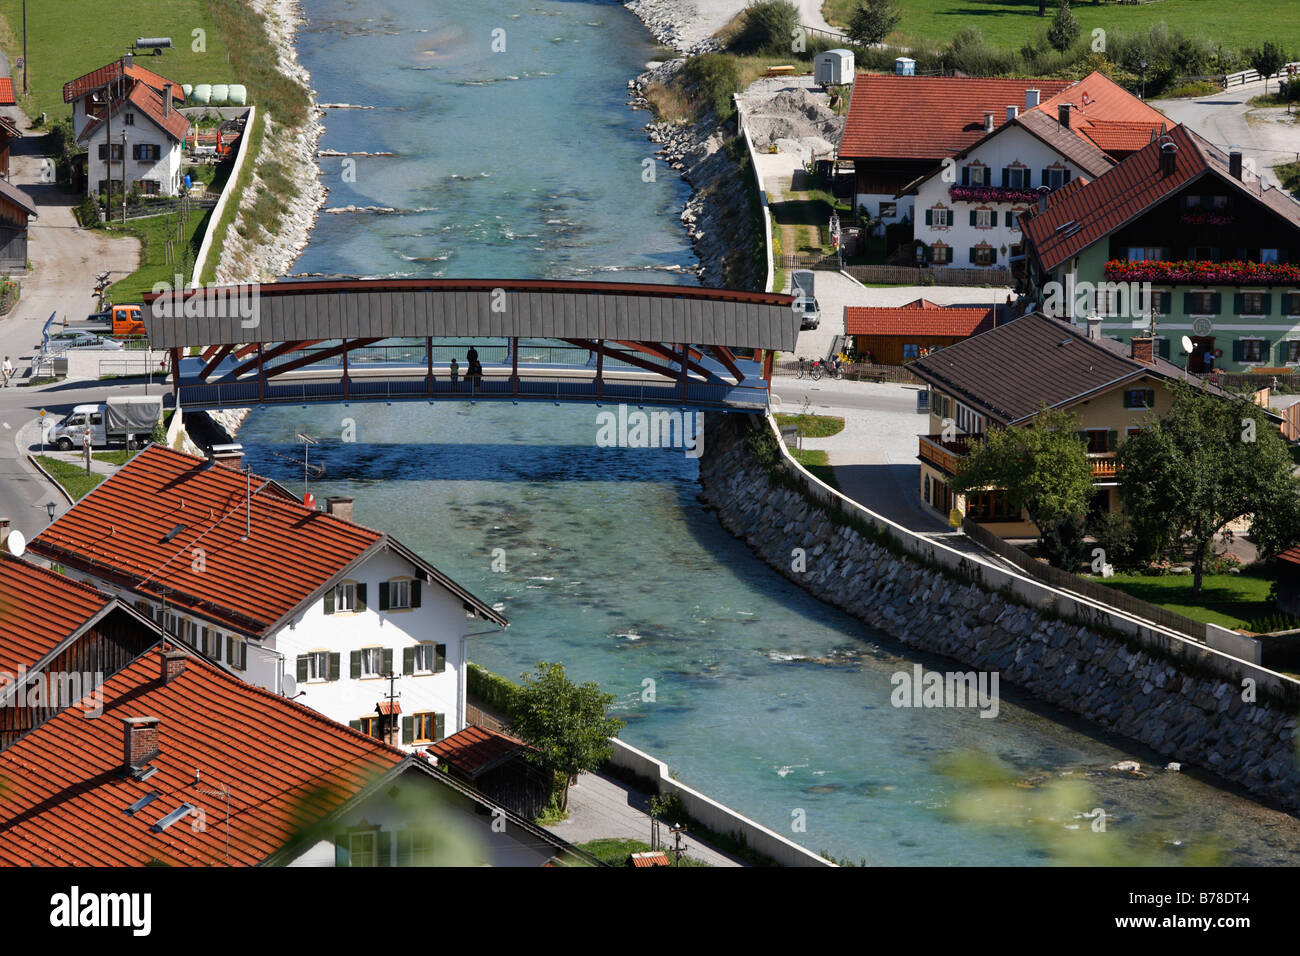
left=1103, top=258, right=1300, bottom=286
left=948, top=185, right=1037, bottom=204
left=1178, top=212, right=1235, bottom=226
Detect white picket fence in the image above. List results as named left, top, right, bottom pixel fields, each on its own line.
left=1223, top=62, right=1300, bottom=89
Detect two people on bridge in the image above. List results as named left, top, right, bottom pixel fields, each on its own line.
left=448, top=348, right=482, bottom=389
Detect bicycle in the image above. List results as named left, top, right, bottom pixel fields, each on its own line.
left=796, top=358, right=810, bottom=379
left=810, top=360, right=824, bottom=381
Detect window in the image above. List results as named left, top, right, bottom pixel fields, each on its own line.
left=1183, top=195, right=1202, bottom=209
left=1238, top=339, right=1266, bottom=363
left=379, top=577, right=420, bottom=611
left=404, top=711, right=445, bottom=744
left=181, top=618, right=199, bottom=648
left=97, top=144, right=124, bottom=161
left=962, top=165, right=990, bottom=186
left=1188, top=246, right=1219, bottom=262
left=163, top=610, right=179, bottom=639
left=1287, top=341, right=1300, bottom=364
left=1241, top=292, right=1266, bottom=315
left=227, top=636, right=247, bottom=671
left=135, top=179, right=160, bottom=195
left=1187, top=292, right=1217, bottom=315
left=880, top=202, right=897, bottom=218
left=397, top=826, right=434, bottom=866
left=924, top=207, right=953, bottom=228
left=201, top=627, right=223, bottom=661
left=903, top=343, right=919, bottom=359
left=297, top=650, right=337, bottom=683
left=1127, top=246, right=1169, bottom=262
left=359, top=715, right=382, bottom=739
left=133, top=143, right=161, bottom=162
left=134, top=599, right=155, bottom=621
left=324, top=580, right=366, bottom=614
left=1137, top=288, right=1172, bottom=316
left=1211, top=194, right=1229, bottom=209
left=969, top=245, right=996, bottom=266
left=930, top=243, right=950, bottom=264
left=88, top=412, right=103, bottom=426
left=1082, top=429, right=1114, bottom=454
left=1285, top=293, right=1300, bottom=316
left=1123, top=389, right=1155, bottom=409
left=406, top=642, right=446, bottom=675
left=1260, top=248, right=1280, bottom=264
left=338, top=827, right=383, bottom=867
left=973, top=209, right=994, bottom=229
left=965, top=491, right=1017, bottom=522
left=124, top=112, right=135, bottom=126
left=1001, top=166, right=1029, bottom=188
left=359, top=646, right=385, bottom=679
left=1043, top=167, right=1071, bottom=189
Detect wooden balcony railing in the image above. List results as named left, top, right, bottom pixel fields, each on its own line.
left=1088, top=454, right=1119, bottom=479
left=918, top=433, right=976, bottom=475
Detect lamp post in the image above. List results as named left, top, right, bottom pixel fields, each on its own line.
left=121, top=131, right=128, bottom=225
left=45, top=501, right=56, bottom=525
left=1139, top=59, right=1148, bottom=100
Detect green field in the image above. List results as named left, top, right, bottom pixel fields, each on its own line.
left=821, top=0, right=1300, bottom=54
left=0, top=0, right=231, bottom=123
left=35, top=455, right=104, bottom=500
left=775, top=413, right=847, bottom=437
left=103, top=206, right=211, bottom=303
left=1088, top=571, right=1288, bottom=630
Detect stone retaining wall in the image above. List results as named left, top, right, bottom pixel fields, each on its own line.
left=698, top=413, right=1300, bottom=811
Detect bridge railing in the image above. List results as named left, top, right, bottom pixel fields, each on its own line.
left=258, top=341, right=669, bottom=372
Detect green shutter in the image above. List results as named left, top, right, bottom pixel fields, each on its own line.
left=434, top=713, right=445, bottom=742
left=924, top=209, right=932, bottom=226
left=988, top=248, right=997, bottom=264
left=378, top=831, right=392, bottom=867
left=1146, top=390, right=1155, bottom=407
left=969, top=247, right=977, bottom=264
left=350, top=650, right=361, bottom=679
left=969, top=210, right=977, bottom=227
left=1233, top=293, right=1244, bottom=314
left=1107, top=430, right=1118, bottom=451
left=1041, top=168, right=1050, bottom=187
left=1211, top=293, right=1221, bottom=313
left=410, top=579, right=421, bottom=608
left=335, top=836, right=349, bottom=867
left=1183, top=293, right=1193, bottom=314
left=1005, top=210, right=1014, bottom=227
left=435, top=644, right=446, bottom=674
left=296, top=655, right=308, bottom=683
left=324, top=587, right=335, bottom=615
left=403, top=647, right=415, bottom=675
left=356, top=583, right=367, bottom=612
left=1158, top=338, right=1170, bottom=359
left=378, top=582, right=389, bottom=611
left=1233, top=339, right=1244, bottom=362
left=1261, top=293, right=1273, bottom=316
left=329, top=652, right=341, bottom=681
left=382, top=648, right=393, bottom=676
left=402, top=715, right=414, bottom=743
left=226, top=637, right=234, bottom=665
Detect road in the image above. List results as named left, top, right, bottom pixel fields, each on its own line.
left=1150, top=78, right=1300, bottom=192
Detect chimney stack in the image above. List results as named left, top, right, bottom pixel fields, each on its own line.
left=1086, top=315, right=1103, bottom=341
left=1229, top=148, right=1243, bottom=180
left=122, top=716, right=160, bottom=770
left=1037, top=185, right=1051, bottom=212
left=1025, top=88, right=1040, bottom=109
left=1131, top=335, right=1156, bottom=365
left=209, top=443, right=243, bottom=469
left=161, top=648, right=187, bottom=684
left=1058, top=104, right=1071, bottom=129
left=162, top=83, right=172, bottom=117
left=326, top=497, right=354, bottom=523
left=1007, top=105, right=1019, bottom=122
left=1160, top=142, right=1178, bottom=177
left=984, top=111, right=995, bottom=132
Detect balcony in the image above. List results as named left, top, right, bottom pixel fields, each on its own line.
left=1088, top=454, right=1119, bottom=479
left=1105, top=258, right=1300, bottom=287
left=918, top=433, right=976, bottom=475
left=948, top=185, right=1038, bottom=204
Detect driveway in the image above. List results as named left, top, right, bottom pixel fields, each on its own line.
left=1150, top=79, right=1300, bottom=192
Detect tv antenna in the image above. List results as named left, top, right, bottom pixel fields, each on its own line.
left=193, top=770, right=232, bottom=861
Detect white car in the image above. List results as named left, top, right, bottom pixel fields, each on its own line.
left=796, top=295, right=820, bottom=331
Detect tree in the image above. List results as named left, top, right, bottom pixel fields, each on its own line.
left=730, top=0, right=801, bottom=56
left=1246, top=42, right=1288, bottom=95
left=950, top=406, right=1095, bottom=565
left=1117, top=383, right=1294, bottom=592
left=1047, top=0, right=1081, bottom=53
left=509, top=661, right=625, bottom=812
left=847, top=0, right=901, bottom=46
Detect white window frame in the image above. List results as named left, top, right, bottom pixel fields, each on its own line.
left=388, top=578, right=411, bottom=610
left=334, top=581, right=357, bottom=613
left=346, top=829, right=379, bottom=867
left=975, top=208, right=994, bottom=229
left=1285, top=338, right=1300, bottom=365
left=306, top=650, right=330, bottom=683
left=360, top=646, right=384, bottom=679
left=413, top=642, right=438, bottom=674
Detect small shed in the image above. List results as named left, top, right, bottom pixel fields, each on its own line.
left=894, top=57, right=916, bottom=76
left=814, top=49, right=855, bottom=87
left=0, top=177, right=36, bottom=271
left=427, top=725, right=552, bottom=820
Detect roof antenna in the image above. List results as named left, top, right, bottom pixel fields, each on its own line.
left=243, top=467, right=250, bottom=541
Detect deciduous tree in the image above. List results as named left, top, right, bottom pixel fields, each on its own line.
left=848, top=0, right=901, bottom=46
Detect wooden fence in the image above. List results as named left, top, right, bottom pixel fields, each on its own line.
left=961, top=518, right=1210, bottom=643
left=1223, top=61, right=1300, bottom=88
left=844, top=263, right=1014, bottom=287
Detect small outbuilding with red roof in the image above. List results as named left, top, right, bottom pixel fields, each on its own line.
left=844, top=298, right=996, bottom=365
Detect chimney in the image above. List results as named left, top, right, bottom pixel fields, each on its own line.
left=1025, top=88, right=1040, bottom=109
left=1057, top=104, right=1071, bottom=129
left=122, top=716, right=160, bottom=770
left=1037, top=185, right=1051, bottom=212
left=1131, top=335, right=1156, bottom=366
left=1160, top=142, right=1178, bottom=177
left=162, top=83, right=172, bottom=116
left=161, top=649, right=187, bottom=684
left=1229, top=148, right=1243, bottom=180
left=984, top=111, right=994, bottom=132
left=1007, top=105, right=1019, bottom=122
left=124, top=52, right=134, bottom=72
left=1086, top=315, right=1103, bottom=341
left=326, top=496, right=354, bottom=523
left=209, top=443, right=243, bottom=469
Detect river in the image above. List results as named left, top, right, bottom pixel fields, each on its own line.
left=247, top=0, right=1300, bottom=864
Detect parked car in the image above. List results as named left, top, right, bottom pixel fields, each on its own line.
left=796, top=295, right=820, bottom=330
left=43, top=396, right=163, bottom=450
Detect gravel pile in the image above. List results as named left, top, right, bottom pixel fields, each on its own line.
left=742, top=88, right=843, bottom=150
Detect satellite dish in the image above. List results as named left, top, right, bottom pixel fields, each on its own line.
left=282, top=674, right=297, bottom=697
left=5, top=529, right=25, bottom=558
left=1181, top=335, right=1194, bottom=353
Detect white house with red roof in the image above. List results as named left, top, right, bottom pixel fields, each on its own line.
left=64, top=54, right=190, bottom=198
left=29, top=445, right=506, bottom=753
left=906, top=72, right=1167, bottom=270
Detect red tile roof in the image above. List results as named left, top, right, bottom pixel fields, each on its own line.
left=376, top=700, right=401, bottom=716
left=845, top=299, right=995, bottom=338
left=1034, top=71, right=1166, bottom=156
left=428, top=725, right=529, bottom=778
left=839, top=75, right=1073, bottom=160
left=629, top=851, right=673, bottom=867
left=0, top=78, right=14, bottom=106
left=0, top=645, right=406, bottom=866
left=0, top=556, right=114, bottom=674
left=78, top=81, right=189, bottom=146
left=31, top=445, right=384, bottom=636
left=63, top=59, right=185, bottom=104
left=1021, top=123, right=1300, bottom=274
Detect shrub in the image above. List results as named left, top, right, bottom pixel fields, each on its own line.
left=729, top=0, right=800, bottom=56
left=74, top=196, right=102, bottom=228
left=1047, top=0, right=1081, bottom=53
left=681, top=54, right=742, bottom=118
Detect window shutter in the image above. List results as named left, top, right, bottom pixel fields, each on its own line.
left=382, top=648, right=393, bottom=676
left=1005, top=210, right=1014, bottom=228
left=434, top=713, right=445, bottom=742
left=1000, top=168, right=1008, bottom=188
left=1233, top=293, right=1243, bottom=314
left=435, top=644, right=446, bottom=674
left=1107, top=430, right=1118, bottom=452
left=410, top=579, right=421, bottom=608
left=378, top=831, right=392, bottom=867
left=324, top=587, right=335, bottom=615
left=329, top=652, right=341, bottom=681
left=403, top=647, right=415, bottom=675
left=1183, top=292, right=1193, bottom=314
left=961, top=166, right=970, bottom=186
left=969, top=210, right=977, bottom=227
left=1158, top=338, right=1170, bottom=359
left=348, top=719, right=362, bottom=731
left=969, top=247, right=977, bottom=264
left=1211, top=293, right=1221, bottom=313
left=350, top=650, right=361, bottom=679
left=1233, top=339, right=1244, bottom=362
left=1261, top=293, right=1272, bottom=316
left=1146, top=389, right=1155, bottom=407
left=402, top=716, right=414, bottom=743
left=297, top=655, right=309, bottom=682
left=234, top=640, right=247, bottom=671
left=988, top=248, right=997, bottom=264
left=924, top=209, right=932, bottom=226
left=335, top=836, right=349, bottom=867
left=378, top=582, right=389, bottom=611
left=226, top=638, right=234, bottom=665
left=356, top=583, right=367, bottom=612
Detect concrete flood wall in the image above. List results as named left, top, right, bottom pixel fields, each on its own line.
left=698, top=412, right=1300, bottom=812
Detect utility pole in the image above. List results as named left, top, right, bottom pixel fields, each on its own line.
left=21, top=0, right=28, bottom=95
left=121, top=131, right=128, bottom=224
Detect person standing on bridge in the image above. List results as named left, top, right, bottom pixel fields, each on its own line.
left=1, top=355, right=12, bottom=387
left=450, top=357, right=459, bottom=386
left=467, top=345, right=479, bottom=367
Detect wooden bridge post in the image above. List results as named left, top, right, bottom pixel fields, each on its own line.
left=511, top=336, right=519, bottom=397
left=257, top=342, right=265, bottom=404
left=426, top=336, right=433, bottom=397
left=342, top=338, right=349, bottom=399
left=595, top=339, right=604, bottom=400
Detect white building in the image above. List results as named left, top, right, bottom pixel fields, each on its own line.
left=65, top=55, right=189, bottom=197
left=30, top=445, right=506, bottom=750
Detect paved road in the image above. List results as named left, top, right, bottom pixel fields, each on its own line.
left=1151, top=79, right=1300, bottom=192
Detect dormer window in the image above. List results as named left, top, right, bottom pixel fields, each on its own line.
left=1001, top=165, right=1029, bottom=188
left=124, top=112, right=135, bottom=126
left=961, top=164, right=990, bottom=187
left=324, top=580, right=366, bottom=614
left=379, top=577, right=421, bottom=611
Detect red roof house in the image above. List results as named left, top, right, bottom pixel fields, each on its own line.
left=845, top=298, right=996, bottom=365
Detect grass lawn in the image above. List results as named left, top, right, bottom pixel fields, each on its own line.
left=0, top=0, right=231, bottom=123
left=1277, top=161, right=1300, bottom=198
left=775, top=412, right=846, bottom=437
left=92, top=450, right=135, bottom=466
left=792, top=448, right=841, bottom=490
left=1087, top=571, right=1293, bottom=631
left=35, top=455, right=104, bottom=500
left=575, top=837, right=710, bottom=867
left=104, top=206, right=212, bottom=302
left=821, top=0, right=1300, bottom=53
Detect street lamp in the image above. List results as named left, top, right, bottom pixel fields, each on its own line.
left=45, top=501, right=56, bottom=524
left=121, top=131, right=128, bottom=225
left=1139, top=59, right=1148, bottom=100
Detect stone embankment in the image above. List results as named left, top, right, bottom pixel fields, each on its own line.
left=698, top=413, right=1300, bottom=812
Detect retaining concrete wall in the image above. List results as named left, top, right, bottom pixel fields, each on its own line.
left=606, top=738, right=833, bottom=867
left=190, top=106, right=257, bottom=287
left=698, top=413, right=1300, bottom=811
